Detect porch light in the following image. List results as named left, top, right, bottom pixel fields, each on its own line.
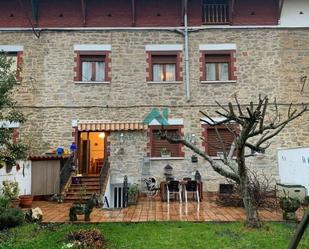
left=120, top=133, right=124, bottom=144
left=99, top=132, right=105, bottom=139
left=190, top=133, right=196, bottom=145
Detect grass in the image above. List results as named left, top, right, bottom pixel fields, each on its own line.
left=0, top=222, right=308, bottom=249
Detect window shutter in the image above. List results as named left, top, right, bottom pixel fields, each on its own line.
left=206, top=127, right=235, bottom=156
left=152, top=55, right=177, bottom=64
left=151, top=129, right=180, bottom=157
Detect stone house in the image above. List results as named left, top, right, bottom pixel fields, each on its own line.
left=0, top=0, right=308, bottom=206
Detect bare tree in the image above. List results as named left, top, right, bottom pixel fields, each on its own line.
left=161, top=95, right=307, bottom=228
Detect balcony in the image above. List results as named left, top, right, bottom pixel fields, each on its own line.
left=202, top=3, right=230, bottom=25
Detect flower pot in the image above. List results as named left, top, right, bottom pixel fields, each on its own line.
left=128, top=193, right=138, bottom=205
left=19, top=195, right=33, bottom=208
left=11, top=198, right=20, bottom=208
left=279, top=197, right=300, bottom=221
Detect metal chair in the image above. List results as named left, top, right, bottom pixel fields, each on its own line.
left=184, top=180, right=200, bottom=203
left=166, top=180, right=182, bottom=203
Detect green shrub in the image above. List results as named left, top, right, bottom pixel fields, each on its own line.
left=0, top=207, right=24, bottom=230
left=2, top=181, right=19, bottom=200
left=0, top=196, right=10, bottom=208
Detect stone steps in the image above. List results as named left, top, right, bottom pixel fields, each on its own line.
left=63, top=176, right=101, bottom=202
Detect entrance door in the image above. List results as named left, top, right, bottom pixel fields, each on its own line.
left=78, top=131, right=107, bottom=175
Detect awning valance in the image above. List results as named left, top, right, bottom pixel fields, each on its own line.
left=77, top=121, right=148, bottom=132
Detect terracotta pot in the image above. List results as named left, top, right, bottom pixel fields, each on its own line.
left=11, top=198, right=20, bottom=208
left=19, top=195, right=33, bottom=208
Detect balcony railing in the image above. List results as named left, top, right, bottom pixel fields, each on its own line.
left=203, top=4, right=229, bottom=24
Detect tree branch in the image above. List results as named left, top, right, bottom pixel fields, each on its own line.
left=161, top=131, right=240, bottom=183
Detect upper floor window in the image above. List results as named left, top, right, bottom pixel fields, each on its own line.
left=73, top=44, right=111, bottom=83
left=145, top=44, right=183, bottom=83
left=205, top=54, right=230, bottom=81
left=199, top=44, right=237, bottom=83
left=80, top=55, right=105, bottom=82
left=152, top=55, right=176, bottom=82
left=202, top=0, right=230, bottom=25
left=0, top=45, right=23, bottom=81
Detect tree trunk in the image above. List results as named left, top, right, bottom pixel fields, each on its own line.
left=239, top=175, right=261, bottom=228
left=237, top=146, right=261, bottom=228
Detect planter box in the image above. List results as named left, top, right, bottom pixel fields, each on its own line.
left=128, top=193, right=139, bottom=205
left=161, top=153, right=171, bottom=158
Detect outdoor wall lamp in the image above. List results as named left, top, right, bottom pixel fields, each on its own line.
left=120, top=133, right=124, bottom=144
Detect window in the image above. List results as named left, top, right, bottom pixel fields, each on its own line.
left=202, top=0, right=230, bottom=24
left=152, top=55, right=176, bottom=82
left=80, top=55, right=105, bottom=82
left=73, top=46, right=111, bottom=83
left=146, top=48, right=183, bottom=83
left=205, top=54, right=229, bottom=81
left=149, top=126, right=184, bottom=158
left=0, top=52, right=22, bottom=81
left=200, top=49, right=236, bottom=83
left=202, top=124, right=237, bottom=157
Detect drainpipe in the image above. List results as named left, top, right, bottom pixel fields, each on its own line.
left=184, top=0, right=190, bottom=102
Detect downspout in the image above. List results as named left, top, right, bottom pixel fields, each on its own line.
left=184, top=0, right=190, bottom=102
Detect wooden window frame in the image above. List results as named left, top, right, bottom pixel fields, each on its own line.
left=1, top=51, right=23, bottom=81
left=146, top=51, right=183, bottom=82
left=148, top=125, right=184, bottom=158
left=74, top=51, right=111, bottom=82
left=202, top=124, right=238, bottom=157
left=200, top=50, right=237, bottom=82
left=80, top=55, right=105, bottom=82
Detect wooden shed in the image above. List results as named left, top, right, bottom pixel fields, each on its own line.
left=30, top=156, right=64, bottom=196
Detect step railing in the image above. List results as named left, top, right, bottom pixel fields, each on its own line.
left=99, top=157, right=110, bottom=194
left=203, top=3, right=229, bottom=24
left=59, top=154, right=74, bottom=193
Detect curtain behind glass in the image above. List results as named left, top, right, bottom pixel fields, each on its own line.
left=219, top=63, right=228, bottom=81
left=206, top=63, right=216, bottom=81
left=165, top=64, right=176, bottom=81
left=153, top=64, right=164, bottom=82
left=96, top=62, right=105, bottom=81
left=82, top=62, right=92, bottom=81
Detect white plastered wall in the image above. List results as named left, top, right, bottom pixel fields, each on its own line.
left=280, top=0, right=309, bottom=27
left=0, top=161, right=32, bottom=196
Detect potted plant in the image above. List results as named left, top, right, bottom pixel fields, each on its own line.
left=2, top=180, right=20, bottom=208
left=279, top=192, right=301, bottom=221
left=19, top=194, right=33, bottom=208
left=160, top=148, right=171, bottom=158
left=128, top=184, right=139, bottom=205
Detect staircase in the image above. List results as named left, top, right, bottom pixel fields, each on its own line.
left=64, top=176, right=101, bottom=202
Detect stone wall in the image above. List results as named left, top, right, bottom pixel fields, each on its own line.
left=0, top=28, right=308, bottom=191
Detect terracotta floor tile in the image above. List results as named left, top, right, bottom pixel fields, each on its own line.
left=27, top=195, right=299, bottom=223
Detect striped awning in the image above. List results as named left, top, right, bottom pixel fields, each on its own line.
left=77, top=121, right=148, bottom=132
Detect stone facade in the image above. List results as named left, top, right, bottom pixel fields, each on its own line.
left=1, top=28, right=308, bottom=191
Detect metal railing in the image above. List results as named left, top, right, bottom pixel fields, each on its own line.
left=203, top=4, right=229, bottom=24
left=59, top=154, right=74, bottom=193
left=99, top=157, right=110, bottom=194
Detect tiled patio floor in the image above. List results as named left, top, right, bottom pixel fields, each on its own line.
left=31, top=195, right=303, bottom=223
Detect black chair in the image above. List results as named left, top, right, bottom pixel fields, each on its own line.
left=166, top=180, right=182, bottom=203
left=184, top=180, right=200, bottom=203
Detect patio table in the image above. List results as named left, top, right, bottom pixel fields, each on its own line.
left=160, top=181, right=203, bottom=202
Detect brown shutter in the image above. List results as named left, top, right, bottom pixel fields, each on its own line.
left=207, top=127, right=235, bottom=156
left=151, top=129, right=181, bottom=157
left=152, top=55, right=177, bottom=64
left=205, top=54, right=230, bottom=63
